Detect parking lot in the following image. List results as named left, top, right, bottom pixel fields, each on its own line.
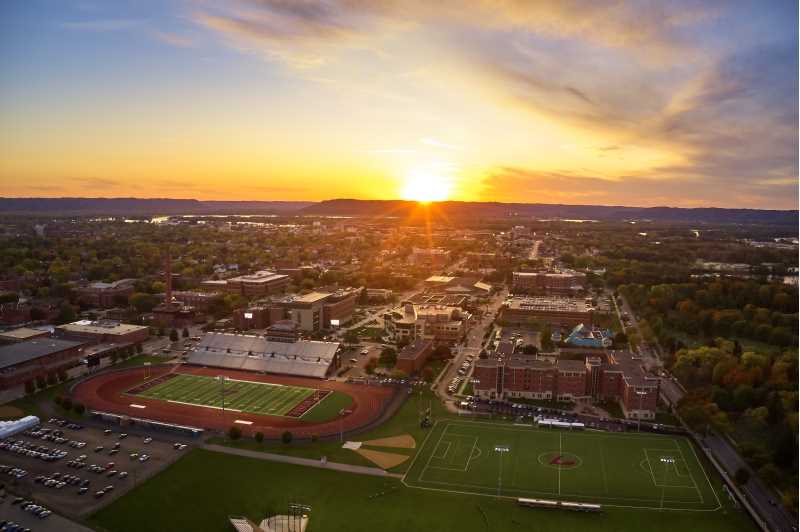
left=0, top=418, right=189, bottom=519
left=496, top=326, right=541, bottom=349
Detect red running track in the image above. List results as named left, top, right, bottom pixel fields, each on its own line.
left=71, top=365, right=394, bottom=438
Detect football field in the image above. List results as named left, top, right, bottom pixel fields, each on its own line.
left=131, top=373, right=319, bottom=417
left=404, top=420, right=721, bottom=510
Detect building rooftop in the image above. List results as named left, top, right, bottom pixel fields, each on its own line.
left=57, top=320, right=148, bottom=336
left=504, top=296, right=592, bottom=313
left=0, top=338, right=85, bottom=370
left=397, top=338, right=433, bottom=361
left=227, top=270, right=289, bottom=284
left=0, top=327, right=49, bottom=341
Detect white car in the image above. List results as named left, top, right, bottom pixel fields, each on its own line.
left=143, top=437, right=152, bottom=444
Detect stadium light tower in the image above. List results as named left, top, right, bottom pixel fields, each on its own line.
left=495, top=445, right=510, bottom=497
left=217, top=375, right=226, bottom=414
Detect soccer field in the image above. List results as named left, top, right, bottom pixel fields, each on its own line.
left=404, top=420, right=721, bottom=511
left=131, top=373, right=321, bottom=418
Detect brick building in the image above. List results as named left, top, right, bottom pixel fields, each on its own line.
left=0, top=338, right=87, bottom=389
left=223, top=271, right=290, bottom=297
left=473, top=350, right=659, bottom=419
left=511, top=271, right=587, bottom=295
left=76, top=279, right=136, bottom=308
left=394, top=338, right=434, bottom=374
left=499, top=296, right=595, bottom=327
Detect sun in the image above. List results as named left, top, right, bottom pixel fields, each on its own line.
left=400, top=166, right=452, bottom=202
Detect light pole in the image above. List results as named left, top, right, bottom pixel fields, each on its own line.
left=218, top=375, right=226, bottom=414
left=659, top=457, right=675, bottom=510
left=495, top=445, right=510, bottom=497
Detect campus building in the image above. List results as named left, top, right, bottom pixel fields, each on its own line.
left=0, top=327, right=50, bottom=344
left=171, top=290, right=224, bottom=311
left=76, top=279, right=136, bottom=308
left=384, top=303, right=471, bottom=345
left=410, top=247, right=450, bottom=268
left=220, top=270, right=291, bottom=297
left=0, top=337, right=87, bottom=389
left=511, top=271, right=587, bottom=295
left=473, top=350, right=659, bottom=419
left=56, top=320, right=150, bottom=345
left=499, top=296, right=595, bottom=327
left=394, top=338, right=434, bottom=375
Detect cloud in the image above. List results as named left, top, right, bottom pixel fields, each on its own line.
left=482, top=167, right=798, bottom=209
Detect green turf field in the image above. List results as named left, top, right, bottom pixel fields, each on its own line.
left=132, top=373, right=323, bottom=418
left=404, top=420, right=721, bottom=511
left=89, top=448, right=754, bottom=532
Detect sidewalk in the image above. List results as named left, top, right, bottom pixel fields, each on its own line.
left=202, top=443, right=402, bottom=478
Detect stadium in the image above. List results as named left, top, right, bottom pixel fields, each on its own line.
left=70, top=333, right=401, bottom=439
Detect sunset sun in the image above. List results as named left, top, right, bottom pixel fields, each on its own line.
left=400, top=166, right=453, bottom=202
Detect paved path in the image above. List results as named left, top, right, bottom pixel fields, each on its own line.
left=202, top=444, right=402, bottom=478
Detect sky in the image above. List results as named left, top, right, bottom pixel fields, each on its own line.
left=0, top=0, right=797, bottom=208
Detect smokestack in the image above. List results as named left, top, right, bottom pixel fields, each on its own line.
left=165, top=249, right=172, bottom=304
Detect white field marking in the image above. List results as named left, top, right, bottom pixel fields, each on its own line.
left=428, top=435, right=478, bottom=472
left=129, top=404, right=146, bottom=409
left=408, top=476, right=719, bottom=509
left=687, top=437, right=723, bottom=511
left=234, top=420, right=253, bottom=425
left=432, top=441, right=451, bottom=460
left=401, top=419, right=441, bottom=485
left=672, top=439, right=704, bottom=503
left=558, top=432, right=562, bottom=495
left=599, top=437, right=609, bottom=494
left=400, top=420, right=722, bottom=513
left=166, top=399, right=241, bottom=412
left=298, top=389, right=330, bottom=418
left=419, top=422, right=451, bottom=483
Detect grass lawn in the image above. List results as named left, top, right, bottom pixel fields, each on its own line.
left=208, top=387, right=448, bottom=472
left=301, top=391, right=353, bottom=423
left=88, top=447, right=755, bottom=532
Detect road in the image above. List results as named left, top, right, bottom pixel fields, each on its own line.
left=528, top=240, right=542, bottom=260
left=701, top=431, right=797, bottom=532
left=434, top=290, right=507, bottom=401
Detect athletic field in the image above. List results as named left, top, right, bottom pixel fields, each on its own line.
left=130, top=373, right=327, bottom=418
left=404, top=420, right=721, bottom=511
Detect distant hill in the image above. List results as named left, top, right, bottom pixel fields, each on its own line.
left=0, top=197, right=795, bottom=225
left=300, top=199, right=799, bottom=225
left=0, top=198, right=313, bottom=215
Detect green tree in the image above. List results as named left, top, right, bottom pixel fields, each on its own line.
left=228, top=426, right=242, bottom=440
left=281, top=430, right=293, bottom=445
left=170, top=329, right=179, bottom=342
left=129, top=292, right=158, bottom=313
left=540, top=323, right=553, bottom=350
left=182, top=327, right=190, bottom=338
left=734, top=467, right=750, bottom=485
left=254, top=432, right=264, bottom=443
